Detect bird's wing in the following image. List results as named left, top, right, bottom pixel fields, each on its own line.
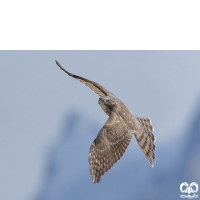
left=56, top=60, right=113, bottom=97
left=89, top=112, right=133, bottom=184
left=134, top=117, right=156, bottom=167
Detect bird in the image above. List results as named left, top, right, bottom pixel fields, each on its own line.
left=55, top=60, right=156, bottom=184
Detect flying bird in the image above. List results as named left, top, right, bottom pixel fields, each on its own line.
left=56, top=60, right=156, bottom=184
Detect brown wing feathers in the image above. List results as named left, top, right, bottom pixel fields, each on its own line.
left=89, top=114, right=133, bottom=184
left=89, top=133, right=132, bottom=184
left=55, top=60, right=111, bottom=97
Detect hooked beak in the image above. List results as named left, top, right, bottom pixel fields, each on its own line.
left=98, top=98, right=106, bottom=104
left=98, top=99, right=101, bottom=104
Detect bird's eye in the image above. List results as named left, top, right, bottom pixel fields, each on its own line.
left=104, top=99, right=106, bottom=102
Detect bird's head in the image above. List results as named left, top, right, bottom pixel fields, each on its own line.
left=98, top=96, right=118, bottom=115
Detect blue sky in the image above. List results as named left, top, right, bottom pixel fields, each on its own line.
left=0, top=51, right=200, bottom=200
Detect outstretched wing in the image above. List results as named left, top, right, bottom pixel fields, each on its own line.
left=56, top=60, right=114, bottom=97
left=89, top=113, right=133, bottom=184
left=134, top=117, right=156, bottom=167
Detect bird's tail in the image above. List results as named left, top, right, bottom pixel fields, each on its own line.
left=134, top=117, right=156, bottom=167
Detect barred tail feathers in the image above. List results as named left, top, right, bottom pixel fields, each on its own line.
left=135, top=117, right=156, bottom=167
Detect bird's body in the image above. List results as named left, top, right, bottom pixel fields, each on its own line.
left=56, top=61, right=156, bottom=184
